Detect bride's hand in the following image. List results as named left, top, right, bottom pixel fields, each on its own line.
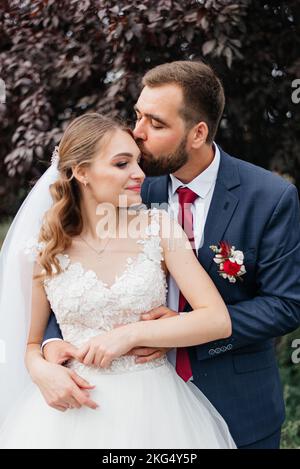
left=29, top=360, right=99, bottom=411
left=76, top=325, right=136, bottom=368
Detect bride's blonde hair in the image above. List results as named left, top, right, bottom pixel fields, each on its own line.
left=37, top=113, right=130, bottom=277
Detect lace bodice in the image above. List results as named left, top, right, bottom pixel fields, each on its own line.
left=27, top=209, right=169, bottom=374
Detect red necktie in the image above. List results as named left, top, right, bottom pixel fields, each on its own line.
left=175, top=187, right=199, bottom=381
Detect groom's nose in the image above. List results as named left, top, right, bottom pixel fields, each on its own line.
left=133, top=120, right=147, bottom=141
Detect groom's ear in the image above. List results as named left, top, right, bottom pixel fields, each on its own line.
left=189, top=121, right=209, bottom=149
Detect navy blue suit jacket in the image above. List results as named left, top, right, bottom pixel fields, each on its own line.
left=44, top=148, right=300, bottom=447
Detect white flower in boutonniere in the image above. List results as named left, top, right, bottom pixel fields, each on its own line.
left=210, top=241, right=246, bottom=284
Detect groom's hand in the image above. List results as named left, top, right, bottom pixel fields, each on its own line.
left=128, top=306, right=178, bottom=364
left=43, top=340, right=78, bottom=366
left=141, top=306, right=178, bottom=321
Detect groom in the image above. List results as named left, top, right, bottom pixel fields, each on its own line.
left=41, top=61, right=300, bottom=449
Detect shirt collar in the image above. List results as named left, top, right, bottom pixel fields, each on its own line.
left=169, top=142, right=220, bottom=199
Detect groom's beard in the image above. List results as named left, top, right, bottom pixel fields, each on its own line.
left=137, top=135, right=189, bottom=177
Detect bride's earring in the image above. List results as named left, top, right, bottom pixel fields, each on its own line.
left=83, top=180, right=88, bottom=187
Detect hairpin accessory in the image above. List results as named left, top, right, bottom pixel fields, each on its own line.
left=51, top=146, right=60, bottom=167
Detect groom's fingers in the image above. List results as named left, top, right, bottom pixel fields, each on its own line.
left=141, top=309, right=164, bottom=320
left=130, top=347, right=158, bottom=357
left=135, top=351, right=163, bottom=364
left=113, top=323, right=126, bottom=328
left=124, top=347, right=139, bottom=356
left=141, top=306, right=177, bottom=321
left=43, top=340, right=75, bottom=365
left=127, top=346, right=171, bottom=358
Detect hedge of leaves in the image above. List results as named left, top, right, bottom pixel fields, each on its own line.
left=278, top=329, right=300, bottom=448
left=0, top=0, right=299, bottom=218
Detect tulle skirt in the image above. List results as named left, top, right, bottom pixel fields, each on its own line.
left=0, top=361, right=236, bottom=449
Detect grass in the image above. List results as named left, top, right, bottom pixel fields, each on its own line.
left=278, top=329, right=300, bottom=449
left=0, top=220, right=299, bottom=447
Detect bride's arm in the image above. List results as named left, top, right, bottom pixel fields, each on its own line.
left=130, top=211, right=231, bottom=348
left=25, top=263, right=98, bottom=411
left=25, top=263, right=52, bottom=374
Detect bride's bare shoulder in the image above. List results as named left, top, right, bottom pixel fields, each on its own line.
left=152, top=209, right=188, bottom=253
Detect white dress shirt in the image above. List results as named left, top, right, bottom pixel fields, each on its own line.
left=167, top=143, right=220, bottom=370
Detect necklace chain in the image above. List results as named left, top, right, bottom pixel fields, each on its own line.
left=79, top=234, right=111, bottom=257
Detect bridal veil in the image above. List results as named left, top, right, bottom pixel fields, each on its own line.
left=0, top=157, right=58, bottom=425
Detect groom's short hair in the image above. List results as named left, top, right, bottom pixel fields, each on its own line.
left=142, top=60, right=225, bottom=143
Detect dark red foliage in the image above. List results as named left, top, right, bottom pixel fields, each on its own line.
left=0, top=0, right=299, bottom=218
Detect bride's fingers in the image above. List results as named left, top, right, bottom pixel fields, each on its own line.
left=70, top=371, right=95, bottom=390
left=93, top=350, right=105, bottom=367
left=83, top=347, right=96, bottom=366
left=76, top=344, right=90, bottom=362
left=55, top=405, right=67, bottom=412
left=100, top=355, right=112, bottom=369
left=72, top=387, right=99, bottom=410
left=52, top=400, right=70, bottom=412
left=67, top=397, right=81, bottom=409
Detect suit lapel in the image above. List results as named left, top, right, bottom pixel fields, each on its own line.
left=144, top=175, right=169, bottom=206
left=197, top=150, right=240, bottom=272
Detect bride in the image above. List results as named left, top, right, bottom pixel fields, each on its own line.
left=0, top=113, right=236, bottom=449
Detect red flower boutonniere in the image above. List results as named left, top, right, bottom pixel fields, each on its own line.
left=210, top=241, right=246, bottom=283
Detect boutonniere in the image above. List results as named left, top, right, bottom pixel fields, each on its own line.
left=210, top=241, right=246, bottom=283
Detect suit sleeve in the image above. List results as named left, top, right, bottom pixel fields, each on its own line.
left=196, top=183, right=300, bottom=360
left=42, top=311, right=63, bottom=344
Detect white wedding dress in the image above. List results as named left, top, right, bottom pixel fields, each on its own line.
left=0, top=209, right=236, bottom=449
